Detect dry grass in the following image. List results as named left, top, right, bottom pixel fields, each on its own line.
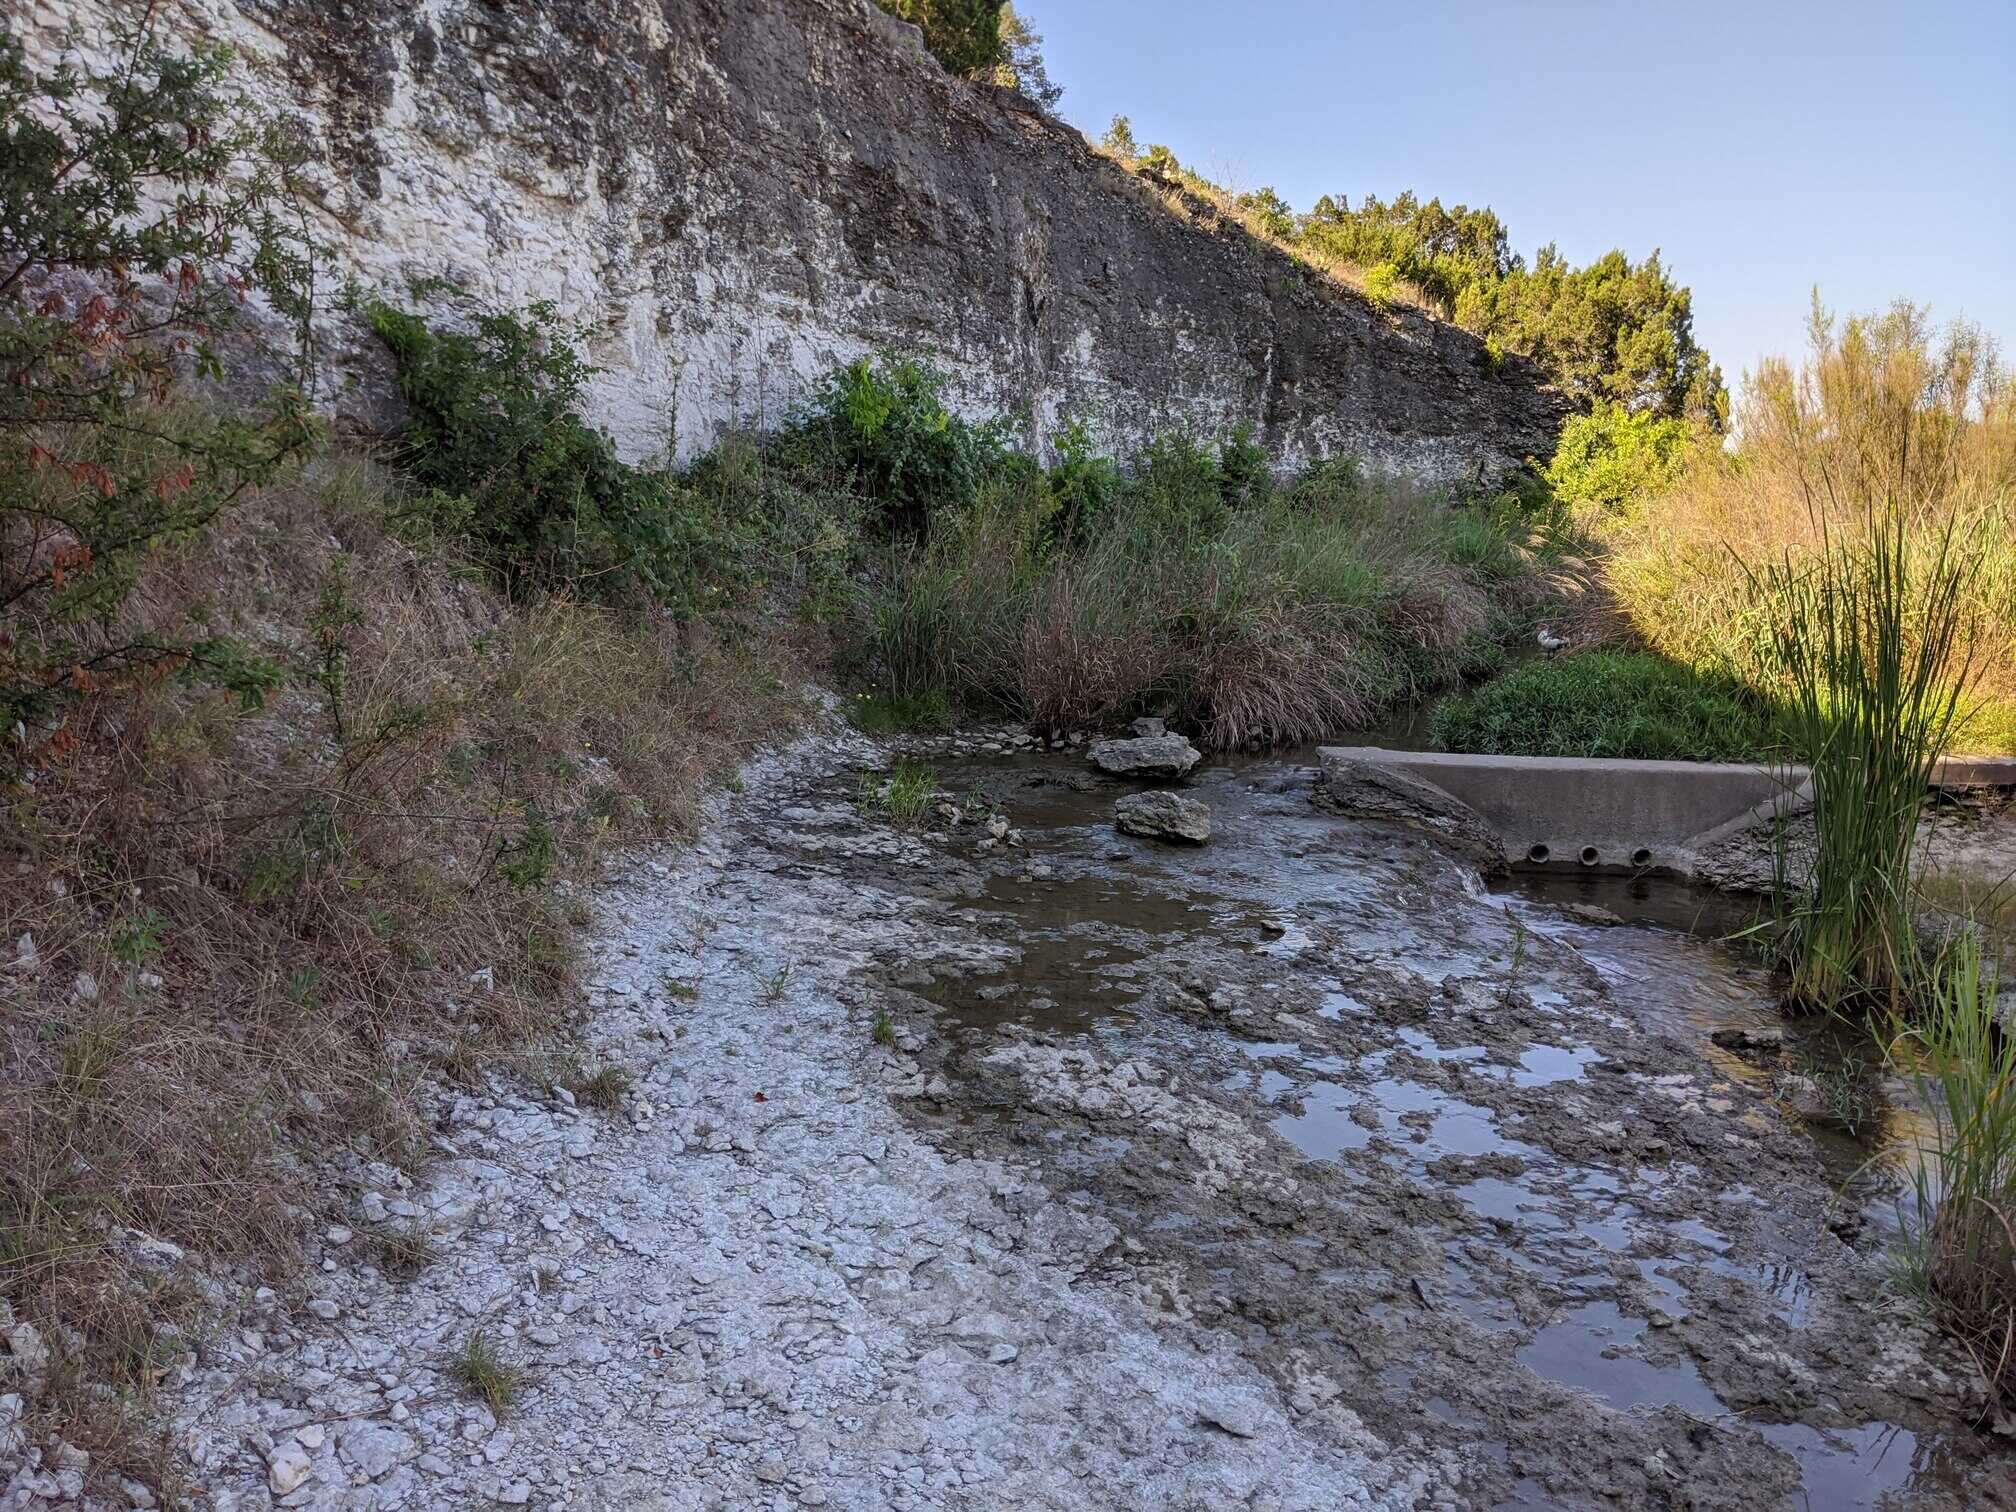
left=450, top=1327, right=522, bottom=1415
left=0, top=432, right=806, bottom=1489
left=1001, top=476, right=1552, bottom=747
left=1604, top=301, right=2016, bottom=750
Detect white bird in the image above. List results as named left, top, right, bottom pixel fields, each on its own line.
left=1536, top=624, right=1569, bottom=654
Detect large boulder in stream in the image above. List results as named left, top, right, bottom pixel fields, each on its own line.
left=1115, top=790, right=1212, bottom=844
left=1088, top=734, right=1200, bottom=781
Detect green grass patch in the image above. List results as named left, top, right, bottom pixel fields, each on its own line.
left=1429, top=650, right=1777, bottom=761
left=857, top=761, right=939, bottom=829
left=844, top=689, right=954, bottom=734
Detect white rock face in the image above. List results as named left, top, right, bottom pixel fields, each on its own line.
left=19, top=0, right=1560, bottom=475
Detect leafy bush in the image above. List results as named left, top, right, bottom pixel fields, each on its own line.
left=1, top=23, right=317, bottom=772
left=801, top=354, right=1012, bottom=535
left=1545, top=403, right=1693, bottom=512
left=368, top=296, right=722, bottom=609
left=1041, top=414, right=1118, bottom=549
left=1429, top=651, right=1776, bottom=761
left=1121, top=428, right=1275, bottom=540
left=875, top=0, right=1005, bottom=76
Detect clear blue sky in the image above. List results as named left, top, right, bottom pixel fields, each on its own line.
left=1032, top=1, right=2015, bottom=400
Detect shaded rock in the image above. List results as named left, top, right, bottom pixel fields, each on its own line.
left=1128, top=717, right=1167, bottom=738
left=1559, top=903, right=1623, bottom=926
left=1089, top=735, right=1200, bottom=781
left=1313, top=751, right=1505, bottom=874
left=1711, top=1026, right=1786, bottom=1055
left=1116, top=791, right=1211, bottom=844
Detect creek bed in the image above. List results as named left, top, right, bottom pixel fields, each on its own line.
left=859, top=743, right=2013, bottom=1509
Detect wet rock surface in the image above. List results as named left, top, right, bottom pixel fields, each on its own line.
left=78, top=724, right=2013, bottom=1510
left=119, top=724, right=1415, bottom=1511
left=876, top=738, right=2013, bottom=1509
left=1115, top=790, right=1213, bottom=844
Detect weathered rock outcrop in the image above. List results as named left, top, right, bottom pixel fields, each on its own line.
left=23, top=0, right=1564, bottom=475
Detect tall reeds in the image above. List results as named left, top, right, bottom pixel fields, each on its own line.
left=1891, top=931, right=2015, bottom=1401
left=1753, top=493, right=1980, bottom=1010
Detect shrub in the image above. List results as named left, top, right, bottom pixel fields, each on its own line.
left=1, top=23, right=317, bottom=774
left=1100, top=115, right=1138, bottom=158
left=1429, top=651, right=1776, bottom=761
left=1545, top=403, right=1694, bottom=512
left=801, top=354, right=1013, bottom=535
left=875, top=0, right=1005, bottom=76
left=1043, top=414, right=1120, bottom=548
left=368, top=296, right=721, bottom=609
left=1605, top=300, right=2015, bottom=751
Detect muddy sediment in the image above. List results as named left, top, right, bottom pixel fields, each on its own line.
left=845, top=738, right=2014, bottom=1509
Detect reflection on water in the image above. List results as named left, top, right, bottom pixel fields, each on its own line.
left=900, top=747, right=1992, bottom=1509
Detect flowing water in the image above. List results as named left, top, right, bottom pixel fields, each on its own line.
left=872, top=742, right=2013, bottom=1509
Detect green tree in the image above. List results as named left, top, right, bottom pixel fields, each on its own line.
left=1284, top=188, right=1724, bottom=425
left=1100, top=114, right=1138, bottom=158
left=1470, top=246, right=1725, bottom=422
left=2, top=21, right=317, bottom=767
left=1543, top=403, right=1694, bottom=511
left=877, top=0, right=1005, bottom=77
left=1233, top=186, right=1295, bottom=242
left=994, top=3, right=1061, bottom=107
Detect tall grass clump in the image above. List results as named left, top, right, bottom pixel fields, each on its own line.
left=1891, top=932, right=2015, bottom=1402
left=1754, top=496, right=1980, bottom=1010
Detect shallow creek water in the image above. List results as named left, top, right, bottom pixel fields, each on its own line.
left=863, top=744, right=2013, bottom=1509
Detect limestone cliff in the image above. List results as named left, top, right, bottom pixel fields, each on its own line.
left=19, top=0, right=1565, bottom=476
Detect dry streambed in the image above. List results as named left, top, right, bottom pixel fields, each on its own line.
left=17, top=721, right=2011, bottom=1509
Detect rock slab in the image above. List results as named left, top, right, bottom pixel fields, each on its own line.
left=1089, top=735, right=1201, bottom=781
left=1114, top=791, right=1212, bottom=844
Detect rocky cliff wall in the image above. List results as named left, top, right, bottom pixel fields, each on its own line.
left=18, top=0, right=1565, bottom=477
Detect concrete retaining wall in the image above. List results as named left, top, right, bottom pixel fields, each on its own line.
left=1316, top=747, right=2016, bottom=876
